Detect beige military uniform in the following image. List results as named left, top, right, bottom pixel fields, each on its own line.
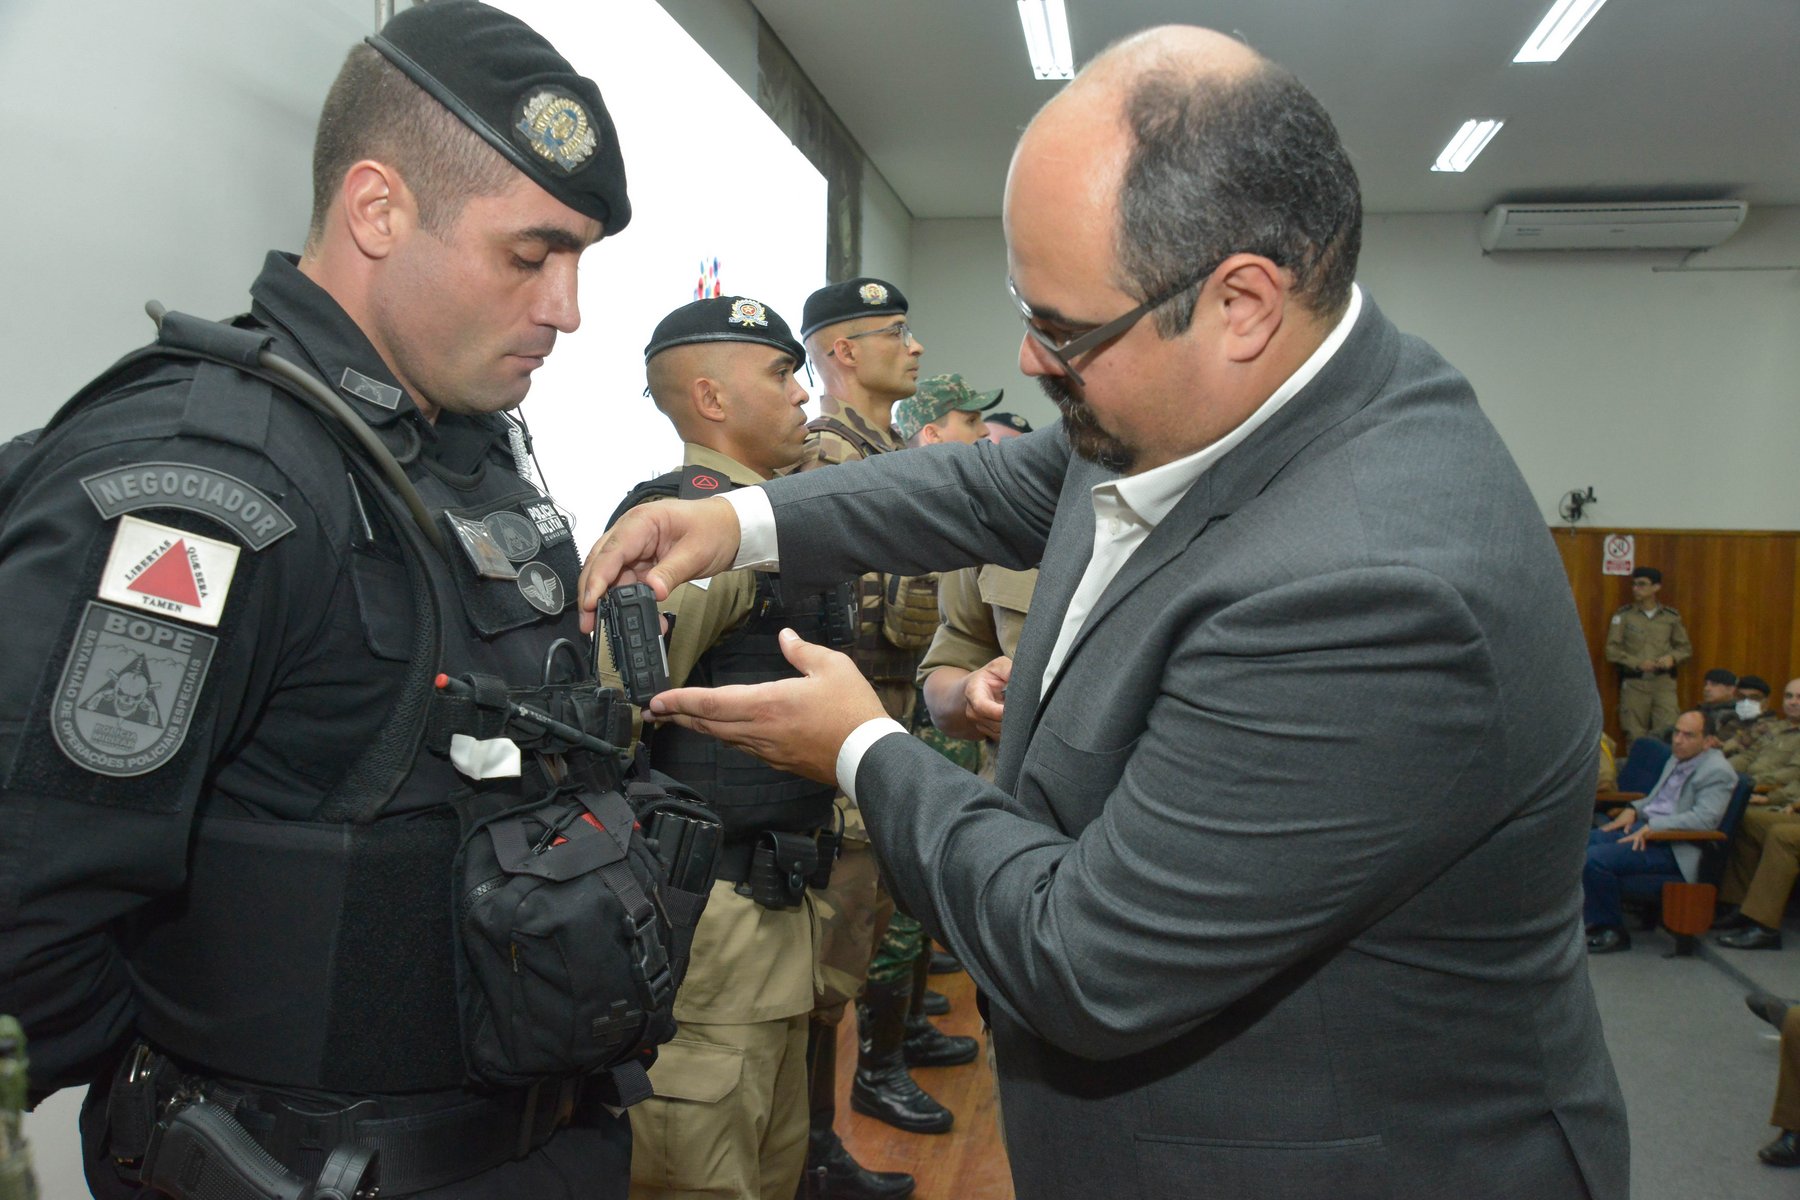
left=617, top=446, right=815, bottom=1200
left=917, top=564, right=1039, bottom=780
left=791, top=398, right=929, bottom=1010
left=1603, top=603, right=1692, bottom=743
left=1738, top=722, right=1800, bottom=799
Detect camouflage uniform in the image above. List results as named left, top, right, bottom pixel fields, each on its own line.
left=1603, top=603, right=1691, bottom=743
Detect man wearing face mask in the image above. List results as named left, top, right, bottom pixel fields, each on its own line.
left=1723, top=676, right=1778, bottom=753
left=1715, top=680, right=1800, bottom=949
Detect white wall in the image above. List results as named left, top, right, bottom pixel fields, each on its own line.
left=860, top=169, right=914, bottom=289
left=0, top=0, right=369, bottom=428
left=907, top=208, right=1800, bottom=528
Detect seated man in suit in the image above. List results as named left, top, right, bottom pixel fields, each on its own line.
left=1584, top=708, right=1736, bottom=953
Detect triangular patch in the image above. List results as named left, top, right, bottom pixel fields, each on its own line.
left=126, top=540, right=203, bottom=607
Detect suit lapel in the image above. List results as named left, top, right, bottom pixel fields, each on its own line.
left=1005, top=295, right=1402, bottom=769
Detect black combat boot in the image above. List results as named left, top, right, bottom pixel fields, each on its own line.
left=796, top=1017, right=915, bottom=1200
left=903, top=950, right=977, bottom=1067
left=851, top=977, right=954, bottom=1134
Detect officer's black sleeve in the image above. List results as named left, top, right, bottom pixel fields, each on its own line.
left=0, top=384, right=346, bottom=1095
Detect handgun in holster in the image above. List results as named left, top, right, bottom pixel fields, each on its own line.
left=110, top=1046, right=374, bottom=1200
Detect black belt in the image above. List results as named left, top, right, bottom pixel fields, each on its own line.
left=1623, top=667, right=1672, bottom=679
left=111, top=1043, right=618, bottom=1197
left=715, top=831, right=824, bottom=884
left=222, top=1077, right=584, bottom=1195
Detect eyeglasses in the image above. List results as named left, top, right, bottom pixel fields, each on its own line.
left=840, top=321, right=916, bottom=349
left=1008, top=263, right=1218, bottom=386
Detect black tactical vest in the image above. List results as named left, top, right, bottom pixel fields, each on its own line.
left=612, top=466, right=849, bottom=838
left=96, top=326, right=612, bottom=1094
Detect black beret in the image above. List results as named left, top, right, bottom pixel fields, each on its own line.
left=1630, top=567, right=1661, bottom=584
left=1739, top=675, right=1772, bottom=695
left=1703, top=668, right=1738, bottom=686
left=645, top=296, right=804, bottom=365
left=986, top=411, right=1034, bottom=435
left=369, top=0, right=630, bottom=233
left=801, top=278, right=908, bottom=339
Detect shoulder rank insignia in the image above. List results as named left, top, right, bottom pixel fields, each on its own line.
left=516, top=88, right=598, bottom=173
left=859, top=282, right=889, bottom=305
left=729, top=299, right=770, bottom=328
left=81, top=462, right=294, bottom=550
left=97, top=515, right=241, bottom=628
left=53, top=602, right=217, bottom=777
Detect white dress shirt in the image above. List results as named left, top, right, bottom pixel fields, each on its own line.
left=723, top=285, right=1363, bottom=800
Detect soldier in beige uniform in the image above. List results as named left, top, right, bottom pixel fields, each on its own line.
left=1603, top=566, right=1692, bottom=744
left=609, top=298, right=842, bottom=1200
left=1716, top=680, right=1800, bottom=950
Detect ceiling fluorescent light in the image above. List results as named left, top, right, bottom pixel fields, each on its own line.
left=1514, top=0, right=1610, bottom=63
left=1017, top=0, right=1074, bottom=80
left=1431, top=120, right=1504, bottom=173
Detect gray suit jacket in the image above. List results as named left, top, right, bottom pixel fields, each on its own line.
left=1633, top=747, right=1737, bottom=880
left=760, top=296, right=1628, bottom=1200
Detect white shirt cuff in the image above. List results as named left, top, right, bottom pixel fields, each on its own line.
left=723, top=487, right=778, bottom=570
left=836, top=718, right=909, bottom=804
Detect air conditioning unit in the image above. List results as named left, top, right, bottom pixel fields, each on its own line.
left=1478, top=201, right=1748, bottom=252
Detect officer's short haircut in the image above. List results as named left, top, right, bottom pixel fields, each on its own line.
left=307, top=44, right=518, bottom=247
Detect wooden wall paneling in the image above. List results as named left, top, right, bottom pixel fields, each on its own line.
left=1551, top=527, right=1799, bottom=746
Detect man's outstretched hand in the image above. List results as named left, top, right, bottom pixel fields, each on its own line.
left=646, top=628, right=887, bottom=784
left=579, top=496, right=743, bottom=632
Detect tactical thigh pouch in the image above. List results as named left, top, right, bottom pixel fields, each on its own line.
left=452, top=779, right=712, bottom=1092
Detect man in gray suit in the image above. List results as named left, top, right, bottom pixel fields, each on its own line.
left=583, top=25, right=1628, bottom=1200
left=1585, top=707, right=1737, bottom=953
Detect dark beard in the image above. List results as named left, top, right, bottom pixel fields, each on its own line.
left=1041, top=375, right=1134, bottom=473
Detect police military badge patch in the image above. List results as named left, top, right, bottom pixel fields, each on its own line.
left=515, top=87, right=598, bottom=174
left=859, top=283, right=889, bottom=305
left=54, top=602, right=217, bottom=777
left=729, top=299, right=770, bottom=328
left=525, top=500, right=572, bottom=547
left=81, top=462, right=294, bottom=550
left=339, top=367, right=403, bottom=411
left=515, top=561, right=565, bottom=614
left=97, top=515, right=241, bottom=628
left=483, top=510, right=543, bottom=562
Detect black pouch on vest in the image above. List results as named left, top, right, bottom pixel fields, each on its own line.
left=452, top=779, right=715, bottom=1092
left=740, top=831, right=822, bottom=911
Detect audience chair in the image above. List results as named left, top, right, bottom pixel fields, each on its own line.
left=1596, top=737, right=1674, bottom=808
left=1621, top=772, right=1755, bottom=956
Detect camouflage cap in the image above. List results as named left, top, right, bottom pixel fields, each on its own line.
left=893, top=373, right=1003, bottom=440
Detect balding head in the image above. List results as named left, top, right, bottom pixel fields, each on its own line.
left=1011, top=25, right=1360, bottom=330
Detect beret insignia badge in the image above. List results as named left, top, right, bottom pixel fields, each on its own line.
left=516, top=89, right=598, bottom=173
left=728, top=299, right=770, bottom=328
left=859, top=282, right=889, bottom=305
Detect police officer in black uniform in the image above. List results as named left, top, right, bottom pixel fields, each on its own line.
left=0, top=4, right=663, bottom=1197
